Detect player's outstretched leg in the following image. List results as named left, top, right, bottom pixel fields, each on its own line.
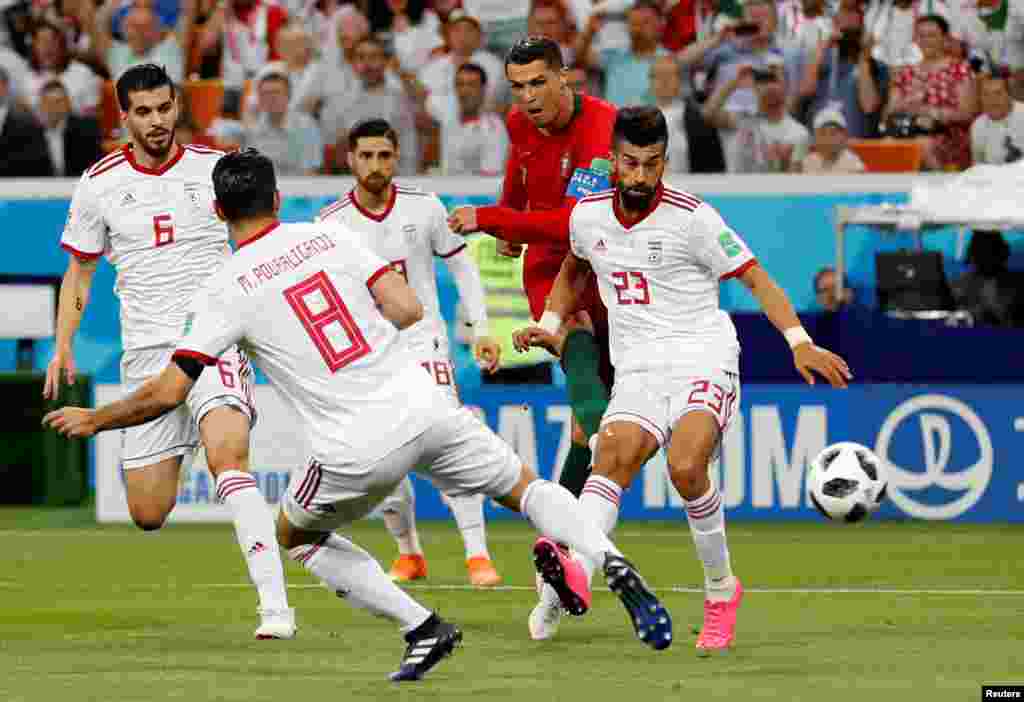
left=442, top=492, right=501, bottom=587
left=502, top=469, right=671, bottom=650
left=280, top=519, right=461, bottom=682
left=668, top=410, right=742, bottom=656
left=379, top=477, right=428, bottom=582
left=203, top=407, right=293, bottom=640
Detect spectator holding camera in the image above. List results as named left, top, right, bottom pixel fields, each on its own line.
left=798, top=107, right=866, bottom=172
left=799, top=16, right=883, bottom=138
left=681, top=0, right=798, bottom=115
left=575, top=0, right=667, bottom=107
left=971, top=71, right=1024, bottom=163
left=884, top=14, right=977, bottom=170
left=702, top=62, right=810, bottom=172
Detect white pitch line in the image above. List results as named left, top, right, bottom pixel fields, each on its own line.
left=194, top=583, right=1024, bottom=596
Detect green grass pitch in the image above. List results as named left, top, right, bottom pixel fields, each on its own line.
left=2, top=507, right=1021, bottom=701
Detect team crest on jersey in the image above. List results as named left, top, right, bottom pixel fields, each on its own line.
left=402, top=223, right=417, bottom=243
left=594, top=239, right=607, bottom=254
left=647, top=240, right=663, bottom=265
left=184, top=183, right=205, bottom=209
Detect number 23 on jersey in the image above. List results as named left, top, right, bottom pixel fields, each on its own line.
left=611, top=270, right=651, bottom=305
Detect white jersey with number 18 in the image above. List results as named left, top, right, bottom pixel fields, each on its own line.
left=175, top=221, right=444, bottom=469
left=569, top=185, right=757, bottom=376
left=60, top=144, right=231, bottom=351
left=315, top=185, right=467, bottom=355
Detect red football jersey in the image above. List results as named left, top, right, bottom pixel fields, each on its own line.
left=476, top=93, right=617, bottom=321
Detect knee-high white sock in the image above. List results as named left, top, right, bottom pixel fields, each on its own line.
left=443, top=493, right=489, bottom=559
left=520, top=479, right=621, bottom=569
left=576, top=474, right=623, bottom=584
left=684, top=484, right=736, bottom=602
left=380, top=477, right=422, bottom=556
left=290, top=533, right=432, bottom=633
left=216, top=470, right=289, bottom=611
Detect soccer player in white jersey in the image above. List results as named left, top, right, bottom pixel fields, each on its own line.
left=42, top=64, right=293, bottom=640
left=316, top=118, right=504, bottom=588
left=44, top=149, right=675, bottom=680
left=515, top=106, right=852, bottom=654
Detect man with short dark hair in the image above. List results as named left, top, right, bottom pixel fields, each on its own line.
left=46, top=146, right=670, bottom=680
left=240, top=71, right=322, bottom=175
left=448, top=35, right=618, bottom=641
left=515, top=105, right=851, bottom=654
left=37, top=79, right=104, bottom=177
left=43, top=64, right=293, bottom=639
left=439, top=62, right=509, bottom=175
left=0, top=65, right=53, bottom=177
left=316, top=118, right=504, bottom=588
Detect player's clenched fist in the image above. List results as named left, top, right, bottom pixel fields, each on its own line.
left=792, top=343, right=853, bottom=388
left=474, top=336, right=502, bottom=374
left=513, top=326, right=564, bottom=357
left=42, top=407, right=98, bottom=438
left=448, top=207, right=478, bottom=234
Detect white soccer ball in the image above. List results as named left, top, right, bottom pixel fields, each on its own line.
left=808, top=442, right=888, bottom=523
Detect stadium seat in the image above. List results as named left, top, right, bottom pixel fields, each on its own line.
left=184, top=80, right=225, bottom=131
left=848, top=139, right=923, bottom=173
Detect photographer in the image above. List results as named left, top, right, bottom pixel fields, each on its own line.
left=882, top=14, right=977, bottom=170
left=798, top=16, right=883, bottom=137
left=702, top=62, right=810, bottom=172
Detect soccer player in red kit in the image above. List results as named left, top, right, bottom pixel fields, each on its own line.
left=448, top=35, right=618, bottom=642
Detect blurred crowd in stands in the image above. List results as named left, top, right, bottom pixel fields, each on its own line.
left=3, top=0, right=1024, bottom=177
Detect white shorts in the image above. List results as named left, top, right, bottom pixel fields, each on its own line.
left=282, top=406, right=521, bottom=532
left=602, top=368, right=740, bottom=448
left=412, top=335, right=459, bottom=408
left=119, top=346, right=256, bottom=471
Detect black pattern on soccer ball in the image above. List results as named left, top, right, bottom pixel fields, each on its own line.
left=822, top=477, right=859, bottom=499
left=854, top=450, right=878, bottom=480
left=821, top=448, right=841, bottom=470
left=844, top=504, right=868, bottom=523
left=875, top=483, right=888, bottom=504
left=809, top=491, right=833, bottom=520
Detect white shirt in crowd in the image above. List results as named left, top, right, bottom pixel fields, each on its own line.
left=45, top=120, right=66, bottom=176
left=29, top=61, right=101, bottom=115
left=107, top=35, right=184, bottom=83
left=439, top=111, right=509, bottom=176
left=569, top=185, right=756, bottom=375
left=971, top=100, right=1024, bottom=163
left=419, top=50, right=505, bottom=123
left=727, top=113, right=811, bottom=173
left=60, top=144, right=230, bottom=352
left=660, top=101, right=691, bottom=174
left=178, top=220, right=442, bottom=468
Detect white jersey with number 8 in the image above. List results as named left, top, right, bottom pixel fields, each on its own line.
left=569, top=185, right=757, bottom=376
left=175, top=221, right=445, bottom=469
left=60, top=145, right=233, bottom=352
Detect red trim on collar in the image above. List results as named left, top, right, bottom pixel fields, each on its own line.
left=350, top=185, right=397, bottom=222
left=237, top=220, right=281, bottom=250
left=124, top=143, right=185, bottom=176
left=612, top=183, right=664, bottom=230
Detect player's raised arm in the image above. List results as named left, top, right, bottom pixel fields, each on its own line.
left=736, top=263, right=853, bottom=388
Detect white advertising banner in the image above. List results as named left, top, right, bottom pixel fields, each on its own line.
left=95, top=384, right=307, bottom=523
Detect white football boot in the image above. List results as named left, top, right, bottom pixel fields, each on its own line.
left=528, top=576, right=563, bottom=641
left=255, top=607, right=296, bottom=640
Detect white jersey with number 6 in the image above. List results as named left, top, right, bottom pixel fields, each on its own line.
left=569, top=185, right=757, bottom=376
left=60, top=144, right=231, bottom=352
left=175, top=221, right=445, bottom=468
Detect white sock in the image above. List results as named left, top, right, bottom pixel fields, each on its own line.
left=216, top=470, right=289, bottom=611
left=684, top=484, right=736, bottom=602
left=576, top=475, right=623, bottom=584
left=520, top=479, right=621, bottom=568
left=380, top=477, right=422, bottom=555
left=443, top=493, right=489, bottom=559
left=290, top=533, right=432, bottom=633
